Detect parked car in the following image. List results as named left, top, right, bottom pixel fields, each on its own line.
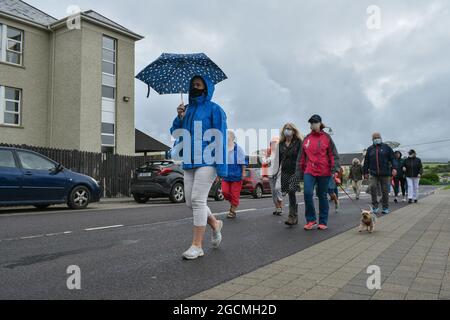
left=241, top=168, right=272, bottom=199
left=0, top=147, right=102, bottom=209
left=130, top=161, right=224, bottom=204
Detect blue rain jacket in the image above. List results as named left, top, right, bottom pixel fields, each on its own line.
left=223, top=143, right=248, bottom=182
left=170, top=76, right=228, bottom=177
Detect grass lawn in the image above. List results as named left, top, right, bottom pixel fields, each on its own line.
left=444, top=185, right=450, bottom=190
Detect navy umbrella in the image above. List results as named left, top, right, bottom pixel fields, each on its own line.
left=136, top=53, right=228, bottom=101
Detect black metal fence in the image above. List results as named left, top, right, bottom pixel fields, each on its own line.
left=0, top=143, right=164, bottom=198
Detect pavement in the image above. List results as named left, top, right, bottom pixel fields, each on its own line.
left=0, top=186, right=440, bottom=299
left=190, top=188, right=450, bottom=300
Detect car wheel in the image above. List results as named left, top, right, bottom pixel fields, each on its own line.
left=170, top=182, right=185, bottom=203
left=214, top=186, right=224, bottom=201
left=34, top=205, right=50, bottom=210
left=68, top=186, right=91, bottom=209
left=253, top=185, right=263, bottom=199
left=133, top=194, right=150, bottom=204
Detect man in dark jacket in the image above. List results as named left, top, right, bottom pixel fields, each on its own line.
left=363, top=133, right=398, bottom=214
left=403, top=149, right=423, bottom=204
left=349, top=158, right=364, bottom=199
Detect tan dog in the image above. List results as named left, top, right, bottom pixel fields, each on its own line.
left=359, top=209, right=377, bottom=233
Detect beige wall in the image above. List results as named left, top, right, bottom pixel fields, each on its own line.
left=115, top=30, right=136, bottom=156
left=79, top=22, right=102, bottom=152
left=0, top=17, right=50, bottom=146
left=50, top=26, right=82, bottom=150
left=53, top=21, right=136, bottom=154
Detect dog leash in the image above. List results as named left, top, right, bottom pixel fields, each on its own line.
left=337, top=183, right=366, bottom=212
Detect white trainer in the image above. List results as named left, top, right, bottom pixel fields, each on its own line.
left=182, top=246, right=204, bottom=260
left=211, top=220, right=223, bottom=248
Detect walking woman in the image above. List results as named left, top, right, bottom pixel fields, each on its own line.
left=349, top=158, right=364, bottom=200
left=300, top=115, right=340, bottom=230
left=277, top=123, right=303, bottom=226
left=393, top=151, right=407, bottom=203
left=262, top=137, right=284, bottom=216
left=170, top=75, right=228, bottom=260
left=222, top=131, right=248, bottom=219
left=403, top=149, right=423, bottom=204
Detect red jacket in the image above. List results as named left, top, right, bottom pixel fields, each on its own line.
left=300, top=131, right=340, bottom=177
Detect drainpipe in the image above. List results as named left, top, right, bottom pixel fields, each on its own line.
left=48, top=25, right=56, bottom=147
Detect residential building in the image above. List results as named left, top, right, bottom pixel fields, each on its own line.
left=0, top=0, right=143, bottom=155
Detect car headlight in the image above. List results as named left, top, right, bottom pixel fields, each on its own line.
left=90, top=177, right=100, bottom=186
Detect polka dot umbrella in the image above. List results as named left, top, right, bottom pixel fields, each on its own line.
left=136, top=53, right=228, bottom=102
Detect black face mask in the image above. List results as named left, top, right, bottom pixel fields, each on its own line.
left=190, top=87, right=205, bottom=98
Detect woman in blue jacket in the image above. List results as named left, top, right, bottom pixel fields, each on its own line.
left=170, top=75, right=228, bottom=260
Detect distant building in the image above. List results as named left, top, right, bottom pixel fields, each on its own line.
left=135, top=129, right=170, bottom=159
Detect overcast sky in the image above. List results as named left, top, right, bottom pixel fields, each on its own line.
left=29, top=0, right=450, bottom=161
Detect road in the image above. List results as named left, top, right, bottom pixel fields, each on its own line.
left=0, top=186, right=437, bottom=299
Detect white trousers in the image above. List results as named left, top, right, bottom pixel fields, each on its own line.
left=184, top=166, right=217, bottom=227
left=407, top=177, right=420, bottom=200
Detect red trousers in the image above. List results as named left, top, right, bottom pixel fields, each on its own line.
left=221, top=180, right=243, bottom=207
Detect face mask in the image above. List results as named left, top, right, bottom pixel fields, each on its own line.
left=373, top=139, right=382, bottom=145
left=190, top=87, right=204, bottom=98
left=310, top=123, right=321, bottom=131
left=284, top=129, right=293, bottom=138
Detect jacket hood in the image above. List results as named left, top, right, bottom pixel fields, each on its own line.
left=189, top=75, right=215, bottom=105
left=395, top=151, right=403, bottom=159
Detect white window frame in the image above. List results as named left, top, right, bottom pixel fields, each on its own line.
left=0, top=24, right=23, bottom=66
left=101, top=35, right=117, bottom=151
left=0, top=86, right=21, bottom=126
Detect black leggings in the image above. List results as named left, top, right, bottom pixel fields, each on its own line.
left=393, top=177, right=406, bottom=197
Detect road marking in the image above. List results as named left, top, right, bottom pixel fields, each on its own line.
left=19, top=235, right=44, bottom=240
left=85, top=225, right=124, bottom=231
left=45, top=231, right=73, bottom=237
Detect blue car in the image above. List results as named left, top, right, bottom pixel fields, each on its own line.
left=0, top=147, right=102, bottom=209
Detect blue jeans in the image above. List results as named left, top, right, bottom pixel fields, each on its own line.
left=304, top=174, right=331, bottom=225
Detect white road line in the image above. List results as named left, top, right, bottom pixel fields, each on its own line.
left=45, top=231, right=73, bottom=237
left=19, top=235, right=45, bottom=240
left=85, top=225, right=124, bottom=231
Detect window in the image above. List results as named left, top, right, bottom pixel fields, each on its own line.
left=102, top=85, right=115, bottom=99
left=17, top=151, right=55, bottom=171
left=0, top=150, right=16, bottom=168
left=0, top=86, right=21, bottom=126
left=101, top=36, right=117, bottom=152
left=101, top=35, right=116, bottom=99
left=0, top=24, right=23, bottom=65
left=101, top=122, right=115, bottom=147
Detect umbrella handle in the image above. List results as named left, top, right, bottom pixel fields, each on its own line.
left=181, top=92, right=184, bottom=105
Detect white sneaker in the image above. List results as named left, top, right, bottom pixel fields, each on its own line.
left=212, top=220, right=223, bottom=248
left=182, top=246, right=204, bottom=260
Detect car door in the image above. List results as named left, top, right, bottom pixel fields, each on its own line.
left=258, top=169, right=271, bottom=193
left=0, top=149, right=23, bottom=203
left=16, top=150, right=67, bottom=202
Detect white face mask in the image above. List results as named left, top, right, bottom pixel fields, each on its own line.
left=284, top=129, right=293, bottom=138
left=310, top=123, right=321, bottom=131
